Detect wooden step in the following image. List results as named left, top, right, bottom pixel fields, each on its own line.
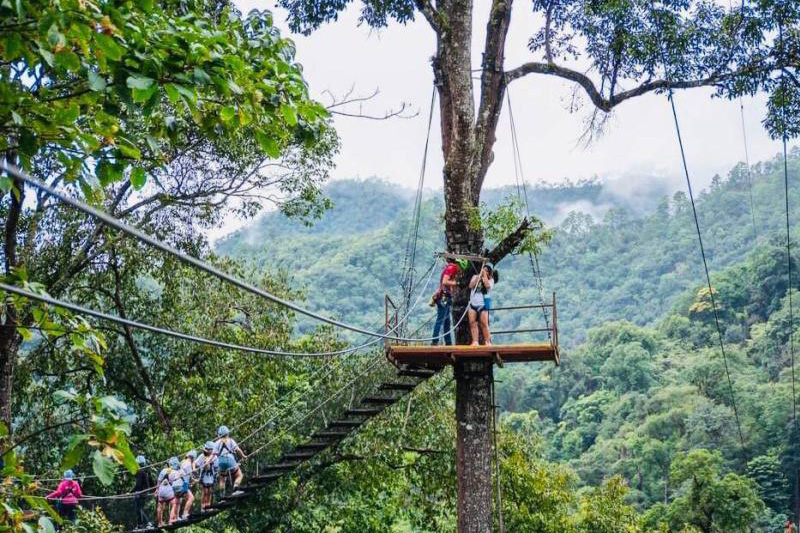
left=328, top=420, right=362, bottom=428
left=283, top=451, right=317, bottom=461
left=345, top=408, right=383, bottom=416
left=362, top=396, right=397, bottom=405
left=261, top=462, right=299, bottom=471
left=251, top=472, right=285, bottom=483
left=398, top=369, right=436, bottom=378
left=296, top=442, right=330, bottom=450
left=312, top=431, right=350, bottom=439
left=379, top=382, right=415, bottom=391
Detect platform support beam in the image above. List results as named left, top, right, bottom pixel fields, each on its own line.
left=455, top=359, right=494, bottom=533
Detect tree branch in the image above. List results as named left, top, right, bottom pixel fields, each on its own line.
left=505, top=61, right=732, bottom=113
left=486, top=218, right=532, bottom=264
left=414, top=0, right=442, bottom=32
left=473, top=0, right=514, bottom=202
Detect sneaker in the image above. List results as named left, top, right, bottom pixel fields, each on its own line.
left=231, top=490, right=244, bottom=496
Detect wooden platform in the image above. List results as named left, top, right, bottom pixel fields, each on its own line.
left=388, top=343, right=559, bottom=367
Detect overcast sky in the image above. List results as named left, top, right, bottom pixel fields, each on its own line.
left=224, top=1, right=791, bottom=233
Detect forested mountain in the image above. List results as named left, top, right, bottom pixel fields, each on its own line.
left=217, top=150, right=800, bottom=346
left=211, top=150, right=800, bottom=530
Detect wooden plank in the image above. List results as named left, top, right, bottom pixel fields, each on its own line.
left=387, top=344, right=557, bottom=366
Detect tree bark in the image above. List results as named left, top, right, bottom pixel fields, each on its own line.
left=0, top=154, right=23, bottom=428
left=455, top=359, right=494, bottom=533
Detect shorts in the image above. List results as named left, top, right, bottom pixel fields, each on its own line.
left=469, top=303, right=487, bottom=314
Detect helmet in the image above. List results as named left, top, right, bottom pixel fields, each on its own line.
left=186, top=450, right=197, bottom=459
left=217, top=425, right=230, bottom=437
left=168, top=457, right=179, bottom=469
left=456, top=259, right=469, bottom=271
left=203, top=441, right=214, bottom=452
left=63, top=470, right=74, bottom=480
left=135, top=455, right=147, bottom=466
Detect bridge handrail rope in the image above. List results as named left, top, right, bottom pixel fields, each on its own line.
left=648, top=0, right=748, bottom=457
left=28, top=257, right=442, bottom=484
left=26, top=258, right=438, bottom=482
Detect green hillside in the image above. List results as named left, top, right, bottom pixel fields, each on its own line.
left=217, top=151, right=800, bottom=346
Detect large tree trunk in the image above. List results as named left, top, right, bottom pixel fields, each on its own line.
left=455, top=360, right=494, bottom=533
left=0, top=158, right=23, bottom=429
left=433, top=1, right=504, bottom=530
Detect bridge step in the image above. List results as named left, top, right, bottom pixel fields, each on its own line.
left=362, top=396, right=397, bottom=405
left=283, top=451, right=317, bottom=461
left=261, top=463, right=299, bottom=471
left=398, top=369, right=436, bottom=378
left=251, top=472, right=285, bottom=483
left=297, top=442, right=330, bottom=450
left=328, top=420, right=363, bottom=428
left=312, top=431, right=350, bottom=439
left=379, top=382, right=415, bottom=391
left=345, top=408, right=383, bottom=416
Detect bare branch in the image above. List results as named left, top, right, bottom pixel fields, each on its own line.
left=414, top=0, right=442, bottom=32
left=323, top=87, right=418, bottom=121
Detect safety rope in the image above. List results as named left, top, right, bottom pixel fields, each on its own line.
left=505, top=84, right=551, bottom=339
left=401, top=87, right=437, bottom=320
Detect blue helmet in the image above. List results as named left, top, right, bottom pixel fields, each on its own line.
left=203, top=441, right=214, bottom=452
left=186, top=450, right=197, bottom=459
left=168, top=457, right=179, bottom=469
left=63, top=470, right=74, bottom=480
left=135, top=455, right=147, bottom=466
left=217, top=425, right=230, bottom=437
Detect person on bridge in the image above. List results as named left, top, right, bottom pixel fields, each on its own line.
left=468, top=264, right=494, bottom=346
left=46, top=470, right=82, bottom=523
left=179, top=450, right=197, bottom=520
left=787, top=520, right=797, bottom=533
left=213, top=426, right=246, bottom=496
left=430, top=258, right=467, bottom=346
left=133, top=456, right=154, bottom=529
left=194, top=441, right=218, bottom=511
left=155, top=457, right=182, bottom=526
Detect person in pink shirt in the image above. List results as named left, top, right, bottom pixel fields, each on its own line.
left=46, top=470, right=82, bottom=522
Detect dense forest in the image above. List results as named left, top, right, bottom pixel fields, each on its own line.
left=4, top=0, right=800, bottom=532
left=210, top=150, right=800, bottom=531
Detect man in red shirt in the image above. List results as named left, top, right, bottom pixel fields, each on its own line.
left=431, top=258, right=465, bottom=345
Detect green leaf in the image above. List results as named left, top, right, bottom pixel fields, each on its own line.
left=164, top=83, right=180, bottom=104
left=132, top=84, right=158, bottom=103
left=281, top=104, right=298, bottom=126
left=117, top=142, right=142, bottom=160
left=175, top=84, right=197, bottom=107
left=61, top=435, right=89, bottom=470
left=95, top=34, right=125, bottom=62
left=115, top=433, right=139, bottom=474
left=10, top=111, right=22, bottom=125
left=87, top=70, right=107, bottom=91
left=193, top=67, right=211, bottom=85
left=38, top=47, right=54, bottom=68
left=238, top=106, right=252, bottom=126
left=92, top=450, right=116, bottom=485
left=126, top=75, right=154, bottom=90
left=219, top=106, right=236, bottom=122
left=54, top=51, right=80, bottom=72
left=130, top=167, right=147, bottom=190
left=256, top=131, right=280, bottom=158
left=134, top=0, right=154, bottom=11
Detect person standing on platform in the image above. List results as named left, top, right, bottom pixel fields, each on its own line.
left=430, top=258, right=466, bottom=346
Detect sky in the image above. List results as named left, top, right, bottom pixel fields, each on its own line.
left=221, top=1, right=791, bottom=237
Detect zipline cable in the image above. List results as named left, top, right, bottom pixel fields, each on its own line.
left=0, top=163, right=448, bottom=343
left=401, top=87, right=437, bottom=317
left=739, top=99, right=759, bottom=241
left=648, top=0, right=748, bottom=457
